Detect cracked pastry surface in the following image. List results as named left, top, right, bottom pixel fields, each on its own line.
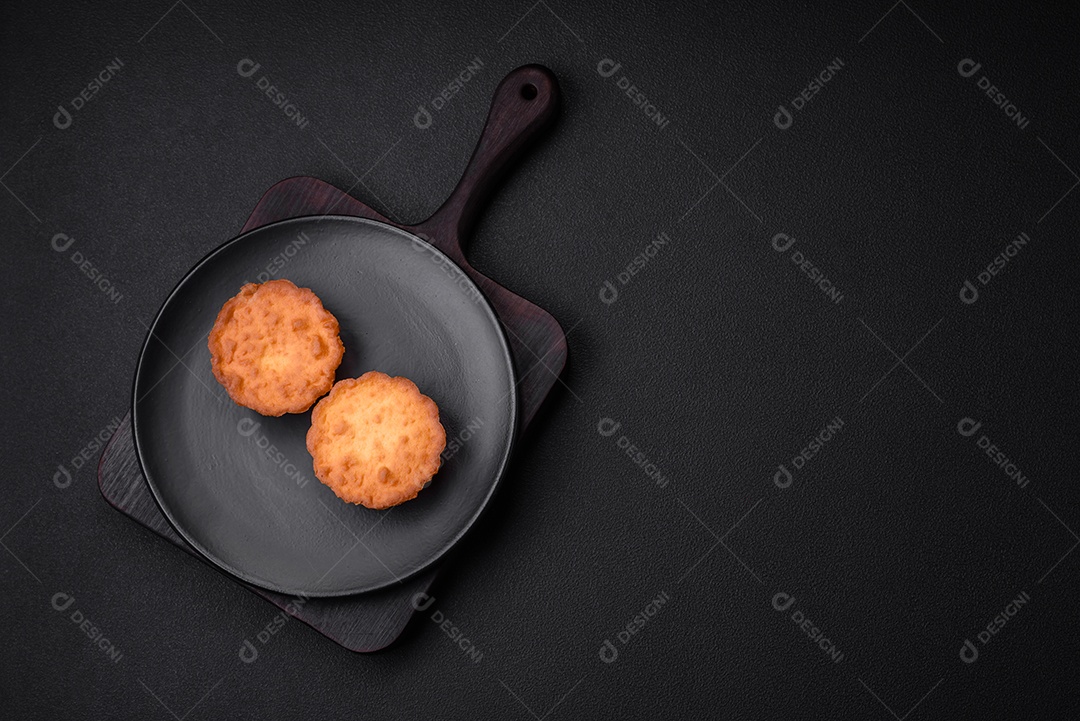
left=208, top=279, right=343, bottom=416
left=306, top=371, right=447, bottom=509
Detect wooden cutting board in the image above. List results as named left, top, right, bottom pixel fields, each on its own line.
left=97, top=65, right=567, bottom=652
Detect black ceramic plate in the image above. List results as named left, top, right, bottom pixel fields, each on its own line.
left=132, top=216, right=518, bottom=597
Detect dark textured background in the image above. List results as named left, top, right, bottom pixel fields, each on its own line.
left=3, top=1, right=1079, bottom=718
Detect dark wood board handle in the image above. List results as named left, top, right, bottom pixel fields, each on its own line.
left=406, top=65, right=559, bottom=262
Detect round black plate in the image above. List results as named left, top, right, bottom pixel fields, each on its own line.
left=132, top=216, right=517, bottom=597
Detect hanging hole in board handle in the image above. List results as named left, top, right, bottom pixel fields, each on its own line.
left=409, top=65, right=559, bottom=255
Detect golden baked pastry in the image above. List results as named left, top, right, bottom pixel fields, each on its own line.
left=208, top=279, right=343, bottom=416
left=307, top=371, right=447, bottom=509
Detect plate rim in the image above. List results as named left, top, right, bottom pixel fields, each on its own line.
left=131, top=214, right=519, bottom=597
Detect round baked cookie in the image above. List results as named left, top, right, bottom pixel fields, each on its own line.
left=208, top=279, right=344, bottom=416
left=307, top=371, right=447, bottom=509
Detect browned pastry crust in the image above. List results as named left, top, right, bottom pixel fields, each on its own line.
left=306, top=372, right=447, bottom=509
left=208, top=279, right=343, bottom=416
